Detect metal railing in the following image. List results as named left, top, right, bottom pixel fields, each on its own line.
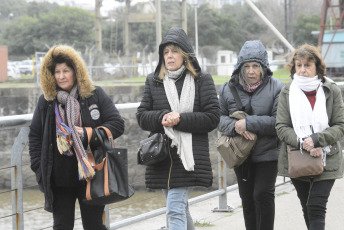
left=1, top=102, right=237, bottom=230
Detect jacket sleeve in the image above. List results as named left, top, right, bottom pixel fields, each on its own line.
left=28, top=95, right=45, bottom=185
left=246, top=78, right=283, bottom=136
left=218, top=83, right=238, bottom=136
left=316, top=83, right=344, bottom=146
left=275, top=86, right=299, bottom=147
left=174, top=72, right=220, bottom=134
left=95, top=86, right=125, bottom=140
left=136, top=75, right=170, bottom=132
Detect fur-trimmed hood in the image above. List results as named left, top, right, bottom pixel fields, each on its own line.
left=40, top=45, right=95, bottom=101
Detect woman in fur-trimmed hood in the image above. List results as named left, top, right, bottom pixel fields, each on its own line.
left=29, top=45, right=124, bottom=229
left=40, top=45, right=95, bottom=101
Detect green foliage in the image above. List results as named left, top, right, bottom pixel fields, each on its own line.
left=194, top=220, right=214, bottom=227
left=0, top=0, right=28, bottom=20
left=221, top=3, right=268, bottom=49
left=0, top=0, right=324, bottom=59
left=3, top=6, right=94, bottom=55
left=293, top=13, right=321, bottom=46
left=27, top=2, right=59, bottom=18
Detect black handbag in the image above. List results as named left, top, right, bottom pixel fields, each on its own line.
left=137, top=133, right=169, bottom=166
left=84, top=126, right=134, bottom=205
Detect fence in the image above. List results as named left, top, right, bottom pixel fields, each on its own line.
left=0, top=103, right=236, bottom=230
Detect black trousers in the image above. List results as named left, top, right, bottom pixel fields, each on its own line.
left=234, top=160, right=278, bottom=230
left=52, top=185, right=107, bottom=230
left=291, top=178, right=335, bottom=230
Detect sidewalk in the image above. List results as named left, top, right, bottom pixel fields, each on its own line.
left=118, top=177, right=344, bottom=230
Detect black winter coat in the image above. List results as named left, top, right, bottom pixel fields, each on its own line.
left=29, top=86, right=124, bottom=212
left=136, top=71, right=220, bottom=189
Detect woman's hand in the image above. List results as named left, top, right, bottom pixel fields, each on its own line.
left=235, top=119, right=255, bottom=140
left=162, top=112, right=180, bottom=127
left=302, top=137, right=314, bottom=152
left=310, top=147, right=322, bottom=157
left=235, top=119, right=246, bottom=134
left=242, top=130, right=256, bottom=141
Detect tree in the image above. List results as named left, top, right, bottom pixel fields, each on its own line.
left=3, top=6, right=95, bottom=56
left=293, top=13, right=320, bottom=46
left=27, top=2, right=59, bottom=18
left=0, top=0, right=28, bottom=20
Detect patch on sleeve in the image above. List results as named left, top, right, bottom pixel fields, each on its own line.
left=89, top=104, right=100, bottom=120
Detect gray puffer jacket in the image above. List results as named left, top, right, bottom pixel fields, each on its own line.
left=218, top=40, right=284, bottom=163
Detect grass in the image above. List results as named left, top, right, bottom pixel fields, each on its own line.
left=0, top=68, right=292, bottom=88
left=194, top=220, right=215, bottom=227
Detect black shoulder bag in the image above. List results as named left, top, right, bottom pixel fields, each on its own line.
left=85, top=126, right=135, bottom=205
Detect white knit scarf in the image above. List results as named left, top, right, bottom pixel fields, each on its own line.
left=289, top=74, right=330, bottom=164
left=163, top=65, right=195, bottom=171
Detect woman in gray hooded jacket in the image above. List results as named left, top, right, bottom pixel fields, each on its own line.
left=218, top=40, right=284, bottom=230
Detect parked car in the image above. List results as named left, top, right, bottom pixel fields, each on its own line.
left=17, top=60, right=33, bottom=75
left=104, top=63, right=121, bottom=75
left=7, top=62, right=21, bottom=79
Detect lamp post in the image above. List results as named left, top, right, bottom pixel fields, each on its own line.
left=192, top=0, right=199, bottom=58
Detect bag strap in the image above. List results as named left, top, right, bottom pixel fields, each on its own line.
left=94, top=128, right=112, bottom=158
left=98, top=126, right=114, bottom=148
left=228, top=83, right=243, bottom=111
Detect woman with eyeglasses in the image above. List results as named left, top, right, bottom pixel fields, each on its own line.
left=218, top=40, right=284, bottom=230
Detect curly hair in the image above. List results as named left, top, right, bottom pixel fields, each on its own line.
left=286, top=44, right=326, bottom=81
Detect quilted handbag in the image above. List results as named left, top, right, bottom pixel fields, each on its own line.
left=137, top=133, right=169, bottom=166
left=85, top=127, right=134, bottom=205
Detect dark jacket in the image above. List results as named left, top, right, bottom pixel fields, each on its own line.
left=276, top=78, right=344, bottom=181
left=218, top=40, right=284, bottom=163
left=29, top=46, right=124, bottom=212
left=136, top=28, right=220, bottom=189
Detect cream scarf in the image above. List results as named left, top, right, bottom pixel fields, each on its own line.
left=289, top=74, right=331, bottom=164
left=163, top=65, right=195, bottom=171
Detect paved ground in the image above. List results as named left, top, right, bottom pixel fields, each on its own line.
left=117, top=176, right=344, bottom=230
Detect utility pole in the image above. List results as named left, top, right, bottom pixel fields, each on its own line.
left=95, top=0, right=103, bottom=51
left=124, top=0, right=130, bottom=56
left=155, top=0, right=162, bottom=54
left=181, top=0, right=187, bottom=33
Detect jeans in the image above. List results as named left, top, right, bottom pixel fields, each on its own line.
left=52, top=185, right=107, bottom=230
left=162, top=187, right=194, bottom=230
left=234, top=160, right=278, bottom=230
left=291, top=179, right=335, bottom=230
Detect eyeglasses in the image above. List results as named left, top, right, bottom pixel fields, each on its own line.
left=243, top=64, right=260, bottom=72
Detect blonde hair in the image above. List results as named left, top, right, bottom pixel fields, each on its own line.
left=158, top=44, right=197, bottom=79
left=286, top=44, right=326, bottom=80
